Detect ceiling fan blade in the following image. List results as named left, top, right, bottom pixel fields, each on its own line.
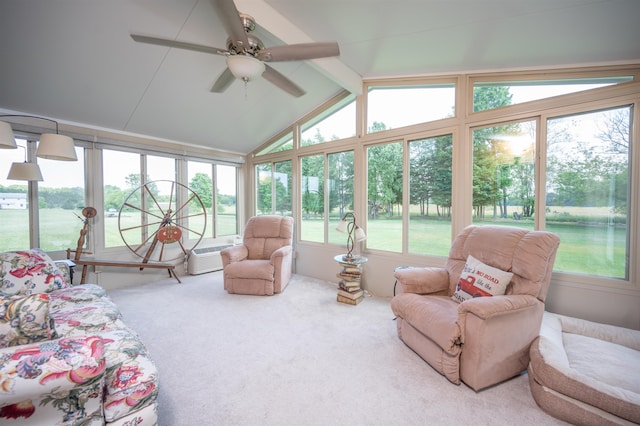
left=210, top=0, right=250, bottom=51
left=257, top=42, right=340, bottom=62
left=131, top=34, right=228, bottom=56
left=211, top=68, right=235, bottom=93
left=262, top=65, right=305, bottom=98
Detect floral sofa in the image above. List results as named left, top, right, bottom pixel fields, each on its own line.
left=0, top=249, right=158, bottom=425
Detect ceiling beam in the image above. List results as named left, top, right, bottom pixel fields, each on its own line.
left=234, top=0, right=362, bottom=95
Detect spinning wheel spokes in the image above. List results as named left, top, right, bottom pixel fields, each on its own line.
left=118, top=180, right=207, bottom=263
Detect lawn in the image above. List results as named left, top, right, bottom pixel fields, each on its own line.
left=0, top=208, right=626, bottom=279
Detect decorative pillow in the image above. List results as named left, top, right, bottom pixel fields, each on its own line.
left=0, top=249, right=69, bottom=296
left=451, top=255, right=513, bottom=303
left=0, top=293, right=54, bottom=348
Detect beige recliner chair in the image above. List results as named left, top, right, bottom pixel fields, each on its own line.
left=391, top=225, right=560, bottom=391
left=220, top=215, right=294, bottom=296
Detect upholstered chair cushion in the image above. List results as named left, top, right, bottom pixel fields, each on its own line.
left=0, top=249, right=69, bottom=297
left=392, top=225, right=560, bottom=391
left=0, top=293, right=54, bottom=348
left=221, top=215, right=294, bottom=296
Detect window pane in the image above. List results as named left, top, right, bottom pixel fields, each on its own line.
left=367, top=85, right=455, bottom=133
left=472, top=121, right=536, bottom=227
left=188, top=160, right=214, bottom=239
left=367, top=142, right=403, bottom=252
left=301, top=95, right=356, bottom=146
left=300, top=155, right=324, bottom=242
left=473, top=76, right=632, bottom=112
left=328, top=151, right=354, bottom=246
left=216, top=164, right=237, bottom=236
left=103, top=150, right=140, bottom=247
left=0, top=139, right=32, bottom=251
left=409, top=135, right=452, bottom=256
left=546, top=107, right=630, bottom=279
left=256, top=132, right=293, bottom=156
left=274, top=161, right=292, bottom=216
left=39, top=145, right=86, bottom=252
left=256, top=163, right=271, bottom=215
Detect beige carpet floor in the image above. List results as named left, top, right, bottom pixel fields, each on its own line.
left=107, top=272, right=568, bottom=426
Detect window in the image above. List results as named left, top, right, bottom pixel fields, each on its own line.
left=367, top=84, right=455, bottom=133
left=0, top=139, right=33, bottom=251
left=473, top=76, right=633, bottom=112
left=256, top=131, right=293, bottom=156
left=103, top=150, right=141, bottom=247
left=301, top=95, right=356, bottom=146
left=546, top=106, right=631, bottom=279
left=188, top=161, right=238, bottom=238
left=216, top=164, right=237, bottom=236
left=472, top=120, right=536, bottom=227
left=38, top=145, right=86, bottom=252
left=0, top=139, right=85, bottom=252
left=367, top=141, right=403, bottom=253
left=274, top=161, right=292, bottom=216
left=328, top=151, right=354, bottom=245
left=256, top=163, right=271, bottom=215
left=408, top=134, right=453, bottom=256
left=255, top=161, right=292, bottom=216
left=300, top=155, right=324, bottom=242
left=188, top=160, right=214, bottom=239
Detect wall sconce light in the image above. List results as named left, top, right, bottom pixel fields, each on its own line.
left=0, top=115, right=77, bottom=161
left=336, top=212, right=367, bottom=261
left=7, top=145, right=43, bottom=181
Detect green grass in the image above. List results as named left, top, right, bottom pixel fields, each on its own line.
left=301, top=214, right=627, bottom=279
left=0, top=208, right=237, bottom=253
left=0, top=208, right=627, bottom=279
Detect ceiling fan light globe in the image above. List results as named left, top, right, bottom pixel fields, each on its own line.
left=226, top=55, right=265, bottom=82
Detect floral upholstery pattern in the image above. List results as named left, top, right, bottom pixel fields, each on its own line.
left=0, top=249, right=158, bottom=425
left=0, top=249, right=69, bottom=297
left=0, top=336, right=105, bottom=424
left=0, top=293, right=54, bottom=349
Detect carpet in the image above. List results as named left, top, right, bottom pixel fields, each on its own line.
left=107, top=272, right=567, bottom=425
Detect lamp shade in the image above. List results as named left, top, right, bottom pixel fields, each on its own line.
left=226, top=55, right=265, bottom=81
left=36, top=133, right=77, bottom=161
left=354, top=226, right=367, bottom=242
left=7, top=162, right=43, bottom=181
left=336, top=218, right=349, bottom=233
left=0, top=121, right=17, bottom=149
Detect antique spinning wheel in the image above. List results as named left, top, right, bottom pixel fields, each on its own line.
left=118, top=180, right=206, bottom=263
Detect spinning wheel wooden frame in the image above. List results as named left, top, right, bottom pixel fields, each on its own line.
left=118, top=180, right=207, bottom=263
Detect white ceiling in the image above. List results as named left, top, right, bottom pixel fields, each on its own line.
left=0, top=0, right=639, bottom=155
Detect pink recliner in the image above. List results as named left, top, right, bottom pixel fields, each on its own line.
left=391, top=225, right=560, bottom=391
left=220, top=215, right=294, bottom=295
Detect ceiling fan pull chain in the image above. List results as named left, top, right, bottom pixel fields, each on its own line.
left=243, top=77, right=249, bottom=100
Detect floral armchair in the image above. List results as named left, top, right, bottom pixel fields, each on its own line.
left=0, top=249, right=158, bottom=425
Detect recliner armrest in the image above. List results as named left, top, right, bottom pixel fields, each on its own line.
left=457, top=294, right=539, bottom=320
left=393, top=267, right=449, bottom=295
left=270, top=245, right=292, bottom=263
left=220, top=245, right=249, bottom=266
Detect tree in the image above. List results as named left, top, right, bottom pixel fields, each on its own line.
left=301, top=155, right=324, bottom=217
left=189, top=173, right=213, bottom=208
left=328, top=151, right=354, bottom=218
left=368, top=142, right=402, bottom=218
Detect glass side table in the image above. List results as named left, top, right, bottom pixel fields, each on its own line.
left=334, top=254, right=368, bottom=305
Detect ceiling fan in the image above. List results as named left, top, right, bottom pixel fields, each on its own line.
left=130, top=0, right=340, bottom=97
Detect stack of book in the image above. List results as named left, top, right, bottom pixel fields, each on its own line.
left=336, top=262, right=364, bottom=305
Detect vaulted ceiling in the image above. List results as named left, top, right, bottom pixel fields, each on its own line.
left=0, top=0, right=638, bottom=155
